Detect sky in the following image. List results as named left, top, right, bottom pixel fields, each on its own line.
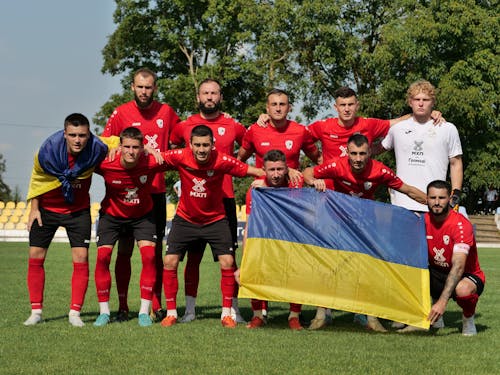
left=0, top=1, right=122, bottom=202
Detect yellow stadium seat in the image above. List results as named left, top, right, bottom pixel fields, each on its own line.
left=166, top=203, right=176, bottom=220
left=0, top=215, right=8, bottom=224
left=5, top=201, right=15, bottom=209
left=12, top=208, right=24, bottom=217
left=16, top=222, right=27, bottom=230
left=3, top=222, right=15, bottom=230
left=16, top=201, right=27, bottom=209
left=9, top=216, right=20, bottom=224
left=2, top=208, right=12, bottom=217
left=239, top=205, right=247, bottom=222
left=0, top=201, right=5, bottom=209
left=21, top=215, right=29, bottom=224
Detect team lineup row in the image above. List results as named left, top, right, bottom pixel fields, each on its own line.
left=23, top=68, right=483, bottom=335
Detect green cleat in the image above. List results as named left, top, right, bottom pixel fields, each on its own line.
left=93, top=313, right=110, bottom=327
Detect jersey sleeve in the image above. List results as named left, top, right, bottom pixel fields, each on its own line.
left=446, top=123, right=463, bottom=158
left=240, top=125, right=256, bottom=154
left=102, top=109, right=121, bottom=136
left=222, top=154, right=250, bottom=177
left=170, top=121, right=185, bottom=146
left=307, top=121, right=322, bottom=142
left=234, top=121, right=247, bottom=147
left=162, top=106, right=181, bottom=147
left=301, top=127, right=319, bottom=155
left=367, top=118, right=390, bottom=139
left=381, top=125, right=395, bottom=150
left=313, top=162, right=338, bottom=180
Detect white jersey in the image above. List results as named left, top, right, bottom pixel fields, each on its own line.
left=381, top=117, right=462, bottom=211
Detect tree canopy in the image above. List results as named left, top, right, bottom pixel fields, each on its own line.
left=0, top=154, right=12, bottom=201
left=96, top=0, right=499, bottom=203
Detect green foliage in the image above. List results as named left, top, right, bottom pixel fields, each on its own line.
left=2, top=243, right=500, bottom=374
left=99, top=0, right=499, bottom=193
left=0, top=153, right=12, bottom=201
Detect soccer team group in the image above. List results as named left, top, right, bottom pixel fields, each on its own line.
left=23, top=68, right=485, bottom=335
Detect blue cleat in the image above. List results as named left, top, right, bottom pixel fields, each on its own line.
left=93, top=313, right=110, bottom=327
left=138, top=313, right=153, bottom=327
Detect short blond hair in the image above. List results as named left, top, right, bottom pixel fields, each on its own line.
left=406, top=80, right=436, bottom=102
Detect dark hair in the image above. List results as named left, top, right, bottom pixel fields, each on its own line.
left=263, top=149, right=286, bottom=163
left=427, top=180, right=451, bottom=194
left=120, top=127, right=144, bottom=144
left=334, top=86, right=357, bottom=99
left=190, top=125, right=213, bottom=141
left=64, top=113, right=90, bottom=129
left=347, top=133, right=369, bottom=147
left=198, top=78, right=222, bottom=93
left=266, top=88, right=289, bottom=101
left=133, top=67, right=157, bottom=84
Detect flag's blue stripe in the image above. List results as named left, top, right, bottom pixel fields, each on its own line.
left=247, top=188, right=427, bottom=268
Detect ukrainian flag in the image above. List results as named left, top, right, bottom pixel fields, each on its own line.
left=239, top=188, right=431, bottom=329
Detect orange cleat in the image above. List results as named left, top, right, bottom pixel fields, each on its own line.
left=221, top=315, right=237, bottom=328
left=160, top=315, right=177, bottom=327
left=288, top=317, right=303, bottom=331
left=246, top=316, right=266, bottom=329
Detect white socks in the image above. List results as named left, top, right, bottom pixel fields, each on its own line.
left=99, top=302, right=110, bottom=315
left=24, top=309, right=43, bottom=326
left=139, top=299, right=151, bottom=315
left=68, top=309, right=84, bottom=327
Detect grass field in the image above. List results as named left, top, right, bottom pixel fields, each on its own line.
left=1, top=243, right=499, bottom=375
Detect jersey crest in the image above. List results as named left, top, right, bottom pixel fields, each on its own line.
left=364, top=181, right=372, bottom=190
left=218, top=127, right=225, bottom=136
left=285, top=140, right=293, bottom=150
left=139, top=175, right=148, bottom=184
left=443, top=235, right=450, bottom=245
left=156, top=119, right=164, bottom=128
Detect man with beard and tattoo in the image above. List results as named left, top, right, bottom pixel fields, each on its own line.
left=102, top=67, right=180, bottom=322
left=399, top=180, right=485, bottom=336
left=169, top=78, right=247, bottom=324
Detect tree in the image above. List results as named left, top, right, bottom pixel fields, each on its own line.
left=0, top=153, right=12, bottom=201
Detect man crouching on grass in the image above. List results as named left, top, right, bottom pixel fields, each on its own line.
left=398, top=180, right=485, bottom=336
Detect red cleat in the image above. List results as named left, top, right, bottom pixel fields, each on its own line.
left=288, top=317, right=303, bottom=330
left=160, top=315, right=177, bottom=327
left=246, top=316, right=266, bottom=329
left=221, top=315, right=237, bottom=328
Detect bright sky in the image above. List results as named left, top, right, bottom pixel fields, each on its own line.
left=0, top=1, right=122, bottom=201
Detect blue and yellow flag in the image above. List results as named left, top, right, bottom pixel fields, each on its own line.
left=239, top=188, right=431, bottom=328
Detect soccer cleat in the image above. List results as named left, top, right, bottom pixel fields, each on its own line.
left=397, top=325, right=428, bottom=333
left=246, top=316, right=266, bottom=329
left=366, top=316, right=388, bottom=333
left=179, top=312, right=196, bottom=323
left=391, top=321, right=406, bottom=329
left=160, top=315, right=177, bottom=327
left=115, top=309, right=129, bottom=323
left=138, top=313, right=153, bottom=327
left=23, top=313, right=42, bottom=326
left=353, top=314, right=368, bottom=327
left=93, top=313, right=110, bottom=327
left=150, top=309, right=166, bottom=323
left=462, top=314, right=477, bottom=336
left=288, top=317, right=303, bottom=331
left=221, top=315, right=237, bottom=328
left=431, top=316, right=445, bottom=329
left=309, top=317, right=327, bottom=330
left=69, top=314, right=85, bottom=327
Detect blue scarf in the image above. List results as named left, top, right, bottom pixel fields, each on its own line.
left=37, top=130, right=108, bottom=203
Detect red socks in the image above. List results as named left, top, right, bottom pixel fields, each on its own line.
left=27, top=258, right=45, bottom=310
left=184, top=251, right=203, bottom=297
left=251, top=299, right=266, bottom=312
left=95, top=246, right=113, bottom=302
left=139, top=245, right=156, bottom=301
left=456, top=293, right=479, bottom=318
left=163, top=268, right=178, bottom=310
left=70, top=262, right=89, bottom=311
left=151, top=243, right=164, bottom=311
left=221, top=268, right=235, bottom=308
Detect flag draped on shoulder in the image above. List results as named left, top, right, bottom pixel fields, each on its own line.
left=27, top=131, right=116, bottom=202
left=239, top=188, right=431, bottom=328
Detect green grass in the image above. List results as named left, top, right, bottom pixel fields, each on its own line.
left=1, top=243, right=499, bottom=374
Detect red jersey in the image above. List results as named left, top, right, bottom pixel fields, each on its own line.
left=425, top=210, right=485, bottom=282
left=308, top=117, right=390, bottom=160
left=39, top=153, right=91, bottom=214
left=245, top=176, right=304, bottom=215
left=162, top=149, right=249, bottom=225
left=313, top=157, right=403, bottom=200
left=95, top=153, right=167, bottom=218
left=241, top=120, right=318, bottom=169
left=170, top=113, right=246, bottom=198
left=102, top=100, right=180, bottom=193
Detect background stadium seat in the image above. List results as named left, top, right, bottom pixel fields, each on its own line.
left=166, top=203, right=176, bottom=221
left=3, top=222, right=15, bottom=230
left=0, top=201, right=5, bottom=210
left=5, top=201, right=16, bottom=209
left=15, top=222, right=27, bottom=230
left=16, top=201, right=27, bottom=209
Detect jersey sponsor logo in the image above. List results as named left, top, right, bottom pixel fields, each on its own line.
left=285, top=140, right=293, bottom=150
left=132, top=122, right=141, bottom=127
left=432, top=247, right=449, bottom=267
left=443, top=235, right=450, bottom=245
left=190, top=177, right=207, bottom=198
left=112, top=180, right=122, bottom=184
left=364, top=181, right=372, bottom=190
left=140, top=175, right=148, bottom=184
left=156, top=119, right=164, bottom=128
left=145, top=134, right=159, bottom=150
left=329, top=134, right=339, bottom=138
left=260, top=142, right=270, bottom=146
left=405, top=130, right=413, bottom=134
left=408, top=140, right=425, bottom=166
left=124, top=187, right=140, bottom=204
left=413, top=141, right=424, bottom=152
left=218, top=127, right=225, bottom=136
left=339, top=145, right=348, bottom=157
